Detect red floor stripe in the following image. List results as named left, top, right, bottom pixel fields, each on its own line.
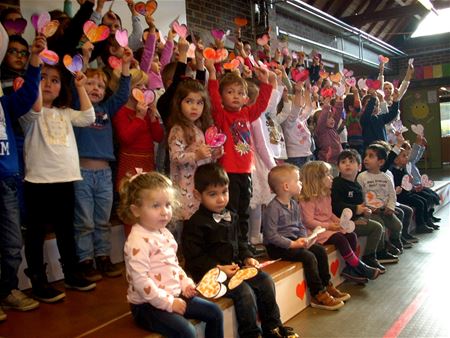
left=383, top=289, right=429, bottom=338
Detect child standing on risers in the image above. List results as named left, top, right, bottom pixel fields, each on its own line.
left=119, top=171, right=223, bottom=338
left=263, top=164, right=348, bottom=310
left=357, top=144, right=404, bottom=254
left=299, top=161, right=381, bottom=283
left=204, top=59, right=272, bottom=255
left=182, top=163, right=300, bottom=338
left=73, top=48, right=132, bottom=282
left=331, top=149, right=388, bottom=271
left=20, top=64, right=96, bottom=303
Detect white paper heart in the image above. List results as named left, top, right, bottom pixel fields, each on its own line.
left=340, top=208, right=355, bottom=233
left=411, top=124, right=424, bottom=136
left=421, top=174, right=434, bottom=188
left=357, top=78, right=367, bottom=90
left=401, top=175, right=413, bottom=191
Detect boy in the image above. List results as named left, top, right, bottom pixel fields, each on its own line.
left=331, top=149, right=392, bottom=269
left=263, top=164, right=348, bottom=311
left=357, top=144, right=403, bottom=257
left=0, top=27, right=44, bottom=320
left=182, top=163, right=299, bottom=338
left=72, top=46, right=131, bottom=282
left=204, top=59, right=272, bottom=256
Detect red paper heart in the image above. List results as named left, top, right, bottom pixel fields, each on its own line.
left=234, top=17, right=248, bottom=27
left=366, top=79, right=381, bottom=90
left=256, top=34, right=269, bottom=46
left=296, top=280, right=306, bottom=300
left=13, top=77, right=24, bottom=92
left=291, top=68, right=309, bottom=83
left=330, top=259, right=339, bottom=276
left=108, top=56, right=122, bottom=70
left=223, top=59, right=240, bottom=70
left=378, top=55, right=389, bottom=63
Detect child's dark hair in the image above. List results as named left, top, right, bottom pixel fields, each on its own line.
left=168, top=78, right=212, bottom=146
left=118, top=171, right=179, bottom=225
left=42, top=64, right=72, bottom=108
left=194, top=163, right=229, bottom=193
left=8, top=34, right=29, bottom=49
left=366, top=143, right=388, bottom=161
left=0, top=8, right=22, bottom=23
left=337, top=149, right=361, bottom=165
left=344, top=93, right=354, bottom=113
left=219, top=72, right=248, bottom=96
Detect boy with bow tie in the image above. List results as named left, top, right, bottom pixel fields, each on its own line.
left=182, top=163, right=299, bottom=338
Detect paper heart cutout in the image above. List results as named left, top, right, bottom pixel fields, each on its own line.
left=143, top=90, right=155, bottom=104
left=334, top=83, right=346, bottom=97
left=291, top=68, right=309, bottom=83
left=366, top=79, right=381, bottom=90
left=365, top=191, right=383, bottom=209
left=146, top=0, right=158, bottom=15
left=234, top=17, right=248, bottom=27
left=421, top=174, right=434, bottom=188
left=223, top=59, right=240, bottom=70
left=32, top=12, right=50, bottom=32
left=83, top=21, right=110, bottom=43
left=228, top=267, right=258, bottom=290
left=357, top=78, right=367, bottom=90
left=205, top=126, right=227, bottom=147
left=345, top=77, right=356, bottom=87
left=319, top=70, right=329, bottom=79
left=392, top=119, right=408, bottom=134
left=132, top=88, right=145, bottom=103
left=203, top=47, right=228, bottom=62
left=329, top=72, right=342, bottom=83
left=108, top=55, right=122, bottom=70
left=63, top=54, right=83, bottom=74
left=401, top=175, right=413, bottom=191
left=31, top=13, right=40, bottom=32
left=186, top=43, right=196, bottom=59
left=39, top=49, right=59, bottom=65
left=340, top=208, right=355, bottom=233
left=41, top=20, right=59, bottom=37
left=330, top=259, right=339, bottom=276
left=171, top=20, right=188, bottom=38
left=196, top=267, right=227, bottom=299
left=3, top=18, right=28, bottom=35
left=134, top=2, right=146, bottom=15
left=320, top=87, right=334, bottom=98
left=411, top=124, right=424, bottom=136
left=211, top=29, right=225, bottom=41
left=378, top=55, right=390, bottom=64
left=13, top=77, right=25, bottom=92
left=115, top=29, right=129, bottom=47
left=296, top=280, right=306, bottom=300
left=342, top=68, right=354, bottom=78
left=256, top=34, right=269, bottom=46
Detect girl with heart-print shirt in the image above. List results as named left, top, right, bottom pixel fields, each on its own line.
left=119, top=171, right=223, bottom=338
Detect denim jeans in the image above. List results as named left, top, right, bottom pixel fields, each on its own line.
left=285, top=156, right=310, bottom=169
left=0, top=176, right=23, bottom=298
left=74, top=168, right=113, bottom=262
left=225, top=271, right=281, bottom=338
left=131, top=296, right=224, bottom=338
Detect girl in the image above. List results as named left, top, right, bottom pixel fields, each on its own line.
left=168, top=79, right=219, bottom=221
left=118, top=171, right=223, bottom=338
left=299, top=161, right=381, bottom=283
left=20, top=64, right=96, bottom=303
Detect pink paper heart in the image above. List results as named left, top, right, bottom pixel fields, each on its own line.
left=108, top=55, right=122, bottom=70
left=366, top=79, right=381, bottom=90
left=3, top=18, right=27, bottom=35
left=334, top=83, right=346, bottom=97
left=421, top=174, right=434, bottom=188
left=205, top=126, right=226, bottom=147
left=345, top=77, right=356, bottom=87
left=211, top=29, right=225, bottom=41
left=172, top=20, right=188, bottom=38
left=31, top=13, right=40, bottom=31
left=36, top=12, right=51, bottom=32
left=143, top=90, right=155, bottom=104
left=256, top=34, right=269, bottom=46
left=115, top=29, right=129, bottom=47
left=39, top=49, right=59, bottom=65
left=63, top=54, right=83, bottom=74
left=343, top=68, right=353, bottom=78
left=378, top=55, right=390, bottom=63
left=187, top=43, right=196, bottom=59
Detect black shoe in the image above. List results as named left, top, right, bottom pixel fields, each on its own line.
left=32, top=283, right=66, bottom=303
left=416, top=225, right=434, bottom=233
left=376, top=250, right=399, bottom=264
left=341, top=266, right=369, bottom=284
left=248, top=243, right=266, bottom=258
left=431, top=216, right=441, bottom=222
left=427, top=220, right=440, bottom=230
left=361, top=255, right=386, bottom=274
left=64, top=272, right=96, bottom=291
left=386, top=242, right=402, bottom=255
left=403, top=233, right=419, bottom=243
left=266, top=325, right=299, bottom=338
left=391, top=239, right=404, bottom=254
left=95, top=256, right=123, bottom=278
left=79, top=259, right=102, bottom=282
left=401, top=237, right=413, bottom=249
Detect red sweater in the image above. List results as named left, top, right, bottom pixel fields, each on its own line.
left=113, top=106, right=164, bottom=153
left=208, top=79, right=272, bottom=173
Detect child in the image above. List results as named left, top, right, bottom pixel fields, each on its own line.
left=119, top=171, right=223, bottom=338
left=331, top=149, right=389, bottom=270
left=299, top=161, right=381, bottom=283
left=20, top=63, right=96, bottom=303
left=73, top=48, right=132, bottom=282
left=204, top=59, right=272, bottom=255
left=264, top=164, right=349, bottom=310
left=182, top=163, right=299, bottom=338
left=344, top=87, right=364, bottom=156
left=357, top=144, right=403, bottom=253
left=1, top=35, right=29, bottom=95
left=0, top=27, right=43, bottom=321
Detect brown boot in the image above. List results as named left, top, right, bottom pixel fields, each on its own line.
left=310, top=290, right=344, bottom=310
left=327, top=282, right=351, bottom=302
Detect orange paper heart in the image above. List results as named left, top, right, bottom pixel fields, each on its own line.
left=83, top=21, right=110, bottom=43
left=329, top=72, right=342, bottom=83
left=132, top=88, right=145, bottom=103
left=223, top=59, right=240, bottom=70
left=146, top=0, right=158, bottom=15
left=41, top=20, right=59, bottom=37
left=319, top=70, right=329, bottom=79
left=234, top=17, right=248, bottom=27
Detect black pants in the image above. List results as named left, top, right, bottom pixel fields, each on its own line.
left=266, top=243, right=330, bottom=296
left=227, top=173, right=252, bottom=243
left=24, top=181, right=79, bottom=276
left=416, top=188, right=440, bottom=207
left=397, top=192, right=429, bottom=227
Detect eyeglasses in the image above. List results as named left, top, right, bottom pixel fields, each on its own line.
left=7, top=48, right=30, bottom=58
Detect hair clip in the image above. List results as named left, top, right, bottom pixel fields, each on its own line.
left=130, top=168, right=147, bottom=182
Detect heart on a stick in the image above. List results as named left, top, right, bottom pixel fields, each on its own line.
left=205, top=126, right=227, bottom=148
left=401, top=175, right=413, bottom=191
left=411, top=124, right=424, bottom=136
left=115, top=29, right=129, bottom=47
left=83, top=21, right=110, bottom=43
left=63, top=54, right=83, bottom=75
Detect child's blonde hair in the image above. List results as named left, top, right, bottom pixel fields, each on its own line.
left=268, top=164, right=299, bottom=194
left=118, top=171, right=180, bottom=224
left=299, top=161, right=332, bottom=201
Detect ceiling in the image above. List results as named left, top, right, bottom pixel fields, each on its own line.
left=301, top=0, right=450, bottom=47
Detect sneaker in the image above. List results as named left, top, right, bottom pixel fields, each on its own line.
left=80, top=259, right=102, bottom=282
left=0, top=307, right=6, bottom=321
left=361, top=256, right=386, bottom=274
left=391, top=239, right=404, bottom=254
left=1, top=289, right=40, bottom=311
left=386, top=242, right=401, bottom=255
left=95, top=256, right=123, bottom=278
left=416, top=224, right=433, bottom=234
left=401, top=237, right=413, bottom=249
left=64, top=272, right=96, bottom=291
left=266, top=325, right=299, bottom=338
left=341, top=266, right=369, bottom=284
left=431, top=216, right=441, bottom=222
left=31, top=283, right=66, bottom=303
left=248, top=244, right=266, bottom=258
left=310, top=290, right=344, bottom=310
left=403, top=233, right=419, bottom=243
left=326, top=283, right=351, bottom=302
left=376, top=250, right=399, bottom=264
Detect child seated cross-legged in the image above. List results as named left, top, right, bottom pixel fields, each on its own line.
left=119, top=171, right=224, bottom=338
left=182, top=163, right=300, bottom=338
left=263, top=164, right=348, bottom=311
left=299, top=161, right=381, bottom=284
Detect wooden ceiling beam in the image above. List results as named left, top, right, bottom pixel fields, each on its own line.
left=321, top=0, right=335, bottom=13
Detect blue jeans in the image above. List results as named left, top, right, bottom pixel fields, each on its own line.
left=226, top=271, right=281, bottom=338
left=0, top=176, right=23, bottom=298
left=131, top=296, right=224, bottom=338
left=73, top=168, right=113, bottom=262
left=286, top=156, right=310, bottom=169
